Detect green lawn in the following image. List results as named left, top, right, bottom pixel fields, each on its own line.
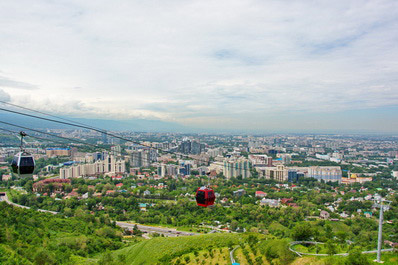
left=366, top=253, right=398, bottom=265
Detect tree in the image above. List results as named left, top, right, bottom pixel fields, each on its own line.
left=133, top=224, right=142, bottom=236
left=98, top=250, right=114, bottom=265
left=117, top=253, right=127, bottom=264
left=336, top=231, right=348, bottom=243
left=325, top=224, right=334, bottom=239
left=230, top=220, right=239, bottom=231
left=345, top=248, right=370, bottom=265
left=326, top=240, right=337, bottom=255
left=34, top=249, right=56, bottom=265
left=292, top=222, right=313, bottom=241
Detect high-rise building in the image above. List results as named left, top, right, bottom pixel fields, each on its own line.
left=46, top=148, right=71, bottom=157
left=177, top=139, right=205, bottom=155
left=280, top=154, right=292, bottom=165
left=287, top=170, right=298, bottom=182
left=157, top=164, right=166, bottom=177
left=308, top=166, right=342, bottom=183
left=249, top=154, right=272, bottom=167
left=102, top=132, right=108, bottom=144
left=265, top=165, right=288, bottom=182
left=223, top=157, right=250, bottom=179
left=179, top=162, right=191, bottom=176
left=157, top=163, right=179, bottom=177
left=207, top=148, right=224, bottom=157
left=111, top=145, right=122, bottom=156
left=60, top=155, right=125, bottom=178
left=130, top=149, right=157, bottom=168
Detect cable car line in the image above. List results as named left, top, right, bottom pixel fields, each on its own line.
left=0, top=126, right=150, bottom=168
left=0, top=100, right=104, bottom=131
left=0, top=127, right=78, bottom=146
left=1, top=120, right=219, bottom=206
left=0, top=120, right=168, bottom=166
left=0, top=120, right=103, bottom=149
left=0, top=106, right=253, bottom=172
left=0, top=107, right=193, bottom=158
left=2, top=126, right=217, bottom=207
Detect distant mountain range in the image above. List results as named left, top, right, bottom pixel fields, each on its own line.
left=0, top=112, right=190, bottom=133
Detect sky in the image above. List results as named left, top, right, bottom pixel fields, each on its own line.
left=0, top=0, right=398, bottom=133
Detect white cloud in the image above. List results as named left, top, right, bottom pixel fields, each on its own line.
left=0, top=76, right=38, bottom=90
left=0, top=0, right=397, bottom=131
left=0, top=89, right=11, bottom=102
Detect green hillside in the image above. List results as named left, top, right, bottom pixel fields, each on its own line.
left=110, top=233, right=245, bottom=264
left=0, top=202, right=124, bottom=264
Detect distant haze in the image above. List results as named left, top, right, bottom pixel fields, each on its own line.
left=0, top=1, right=397, bottom=133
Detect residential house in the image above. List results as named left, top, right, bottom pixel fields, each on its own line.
left=320, top=210, right=330, bottom=220
left=255, top=191, right=267, bottom=198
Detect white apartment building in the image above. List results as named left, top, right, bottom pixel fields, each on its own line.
left=264, top=165, right=288, bottom=182
left=223, top=157, right=251, bottom=179
left=308, top=166, right=342, bottom=183
left=60, top=155, right=125, bottom=178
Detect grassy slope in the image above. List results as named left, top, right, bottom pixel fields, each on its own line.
left=290, top=253, right=398, bottom=265
left=107, top=231, right=398, bottom=265
left=234, top=244, right=269, bottom=265
left=113, top=233, right=244, bottom=264
left=172, top=247, right=231, bottom=265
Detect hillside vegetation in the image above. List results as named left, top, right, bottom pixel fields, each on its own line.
left=0, top=202, right=124, bottom=264
left=107, top=233, right=251, bottom=264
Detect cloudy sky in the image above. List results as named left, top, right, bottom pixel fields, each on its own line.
left=1, top=0, right=398, bottom=133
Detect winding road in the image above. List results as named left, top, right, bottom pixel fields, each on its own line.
left=229, top=246, right=240, bottom=264
left=116, top=221, right=198, bottom=238
left=0, top=192, right=58, bottom=215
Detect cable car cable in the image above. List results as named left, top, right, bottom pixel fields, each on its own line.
left=0, top=107, right=253, bottom=172
left=0, top=107, right=229, bottom=166
left=0, top=100, right=105, bottom=130
left=0, top=127, right=80, bottom=146
left=0, top=121, right=156, bottom=165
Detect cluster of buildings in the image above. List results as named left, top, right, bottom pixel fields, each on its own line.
left=60, top=155, right=125, bottom=178
left=45, top=148, right=72, bottom=157
left=129, top=149, right=157, bottom=168
left=223, top=157, right=251, bottom=179
left=3, top=132, right=398, bottom=186
left=176, top=139, right=205, bottom=155
left=156, top=162, right=192, bottom=177
left=254, top=165, right=343, bottom=183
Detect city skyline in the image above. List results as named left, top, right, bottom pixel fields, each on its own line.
left=1, top=1, right=398, bottom=133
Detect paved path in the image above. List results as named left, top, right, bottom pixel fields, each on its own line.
left=0, top=192, right=58, bottom=215
left=289, top=241, right=395, bottom=257
left=230, top=246, right=239, bottom=264
left=116, top=221, right=197, bottom=238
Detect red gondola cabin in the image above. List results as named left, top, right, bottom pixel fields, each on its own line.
left=195, top=186, right=215, bottom=207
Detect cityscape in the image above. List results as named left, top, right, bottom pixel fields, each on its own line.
left=1, top=0, right=398, bottom=264
left=1, top=129, right=398, bottom=264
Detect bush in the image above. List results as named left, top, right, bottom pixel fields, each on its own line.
left=345, top=248, right=370, bottom=265
left=292, top=222, right=314, bottom=241
left=260, top=239, right=295, bottom=264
